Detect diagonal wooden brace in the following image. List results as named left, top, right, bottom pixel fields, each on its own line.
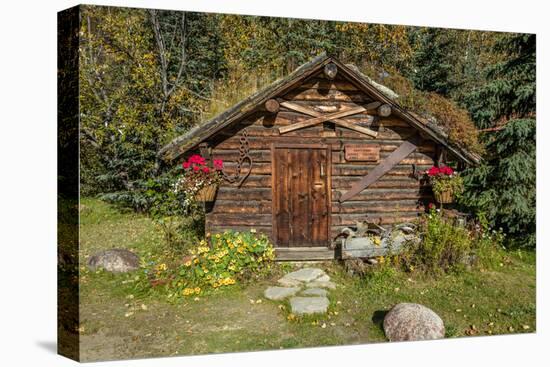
left=278, top=105, right=366, bottom=134
left=279, top=101, right=379, bottom=137
left=339, top=135, right=420, bottom=202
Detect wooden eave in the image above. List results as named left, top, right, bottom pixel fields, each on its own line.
left=159, top=54, right=481, bottom=166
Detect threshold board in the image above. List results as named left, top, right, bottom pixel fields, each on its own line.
left=275, top=247, right=335, bottom=261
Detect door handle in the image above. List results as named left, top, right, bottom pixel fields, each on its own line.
left=320, top=163, right=325, bottom=177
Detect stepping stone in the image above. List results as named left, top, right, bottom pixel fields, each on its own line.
left=279, top=268, right=326, bottom=283
left=277, top=277, right=302, bottom=287
left=316, top=274, right=330, bottom=282
left=306, top=280, right=336, bottom=290
left=301, top=288, right=328, bottom=297
left=264, top=286, right=300, bottom=301
left=290, top=296, right=329, bottom=315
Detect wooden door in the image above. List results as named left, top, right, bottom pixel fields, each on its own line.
left=272, top=145, right=330, bottom=247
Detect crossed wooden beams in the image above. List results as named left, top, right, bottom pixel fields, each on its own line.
left=273, top=100, right=386, bottom=138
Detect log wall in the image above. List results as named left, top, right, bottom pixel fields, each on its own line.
left=204, top=70, right=435, bottom=244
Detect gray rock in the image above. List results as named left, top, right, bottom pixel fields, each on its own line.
left=279, top=268, right=326, bottom=283
left=306, top=280, right=336, bottom=290
left=277, top=277, right=302, bottom=287
left=316, top=274, right=331, bottom=282
left=383, top=303, right=445, bottom=341
left=87, top=249, right=140, bottom=273
left=264, top=286, right=300, bottom=301
left=290, top=296, right=329, bottom=315
left=301, top=288, right=328, bottom=297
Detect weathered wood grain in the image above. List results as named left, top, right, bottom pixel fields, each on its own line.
left=340, top=137, right=419, bottom=202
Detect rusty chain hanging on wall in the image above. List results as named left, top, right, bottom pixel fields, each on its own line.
left=222, top=129, right=252, bottom=187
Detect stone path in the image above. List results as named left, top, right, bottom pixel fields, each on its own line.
left=263, top=267, right=336, bottom=315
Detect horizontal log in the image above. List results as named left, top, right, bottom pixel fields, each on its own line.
left=332, top=200, right=422, bottom=214
left=283, top=88, right=373, bottom=103
left=207, top=213, right=272, bottom=226
left=211, top=200, right=272, bottom=214
left=332, top=163, right=432, bottom=176
left=331, top=213, right=422, bottom=226
left=216, top=187, right=271, bottom=201
left=332, top=151, right=434, bottom=164
left=222, top=175, right=271, bottom=188
left=332, top=188, right=431, bottom=201
left=336, top=126, right=417, bottom=140
left=214, top=135, right=435, bottom=151
left=337, top=181, right=424, bottom=191
left=222, top=162, right=271, bottom=175
left=214, top=150, right=272, bottom=163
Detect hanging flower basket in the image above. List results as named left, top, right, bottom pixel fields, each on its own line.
left=425, top=165, right=463, bottom=205
left=173, top=154, right=224, bottom=206
left=434, top=189, right=453, bottom=204
left=196, top=184, right=218, bottom=202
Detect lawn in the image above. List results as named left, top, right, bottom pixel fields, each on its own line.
left=77, top=198, right=536, bottom=362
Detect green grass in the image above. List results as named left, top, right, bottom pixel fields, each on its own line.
left=78, top=198, right=536, bottom=361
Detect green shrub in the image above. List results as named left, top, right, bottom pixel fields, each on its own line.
left=405, top=210, right=471, bottom=274
left=401, top=210, right=504, bottom=275
left=151, top=230, right=275, bottom=299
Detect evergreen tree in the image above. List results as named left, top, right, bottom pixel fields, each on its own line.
left=461, top=34, right=536, bottom=247
left=409, top=28, right=457, bottom=97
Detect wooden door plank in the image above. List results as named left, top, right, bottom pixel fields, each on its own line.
left=278, top=106, right=366, bottom=134
left=339, top=137, right=420, bottom=202
left=274, top=148, right=290, bottom=247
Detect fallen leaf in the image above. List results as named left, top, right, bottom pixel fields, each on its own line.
left=321, top=323, right=327, bottom=329
left=141, top=304, right=148, bottom=311
left=522, top=325, right=530, bottom=330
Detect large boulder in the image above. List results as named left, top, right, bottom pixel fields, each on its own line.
left=383, top=303, right=445, bottom=341
left=87, top=249, right=140, bottom=273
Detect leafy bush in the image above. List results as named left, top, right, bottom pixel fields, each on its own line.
left=152, top=230, right=275, bottom=298
left=401, top=210, right=472, bottom=274
left=400, top=210, right=505, bottom=275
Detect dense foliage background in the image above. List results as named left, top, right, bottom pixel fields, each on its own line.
left=77, top=6, right=536, bottom=248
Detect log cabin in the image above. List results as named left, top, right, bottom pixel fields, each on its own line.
left=159, top=54, right=480, bottom=260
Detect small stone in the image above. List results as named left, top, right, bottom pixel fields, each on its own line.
left=301, top=288, right=328, bottom=297
left=264, top=286, right=300, bottom=301
left=290, top=296, right=329, bottom=315
left=306, top=280, right=336, bottom=290
left=316, top=274, right=330, bottom=282
left=87, top=249, right=139, bottom=273
left=279, top=268, right=326, bottom=283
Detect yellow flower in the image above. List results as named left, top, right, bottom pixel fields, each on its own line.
left=194, top=287, right=201, bottom=294
left=182, top=288, right=195, bottom=296
left=157, top=263, right=167, bottom=271
left=202, top=267, right=209, bottom=273
left=193, top=258, right=199, bottom=264
left=184, top=261, right=192, bottom=267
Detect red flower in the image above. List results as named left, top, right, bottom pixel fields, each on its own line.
left=427, top=166, right=440, bottom=176
left=193, top=165, right=200, bottom=171
left=428, top=203, right=435, bottom=210
left=182, top=162, right=191, bottom=169
left=188, top=154, right=206, bottom=165
left=440, top=165, right=454, bottom=175
left=213, top=159, right=223, bottom=170
left=202, top=167, right=210, bottom=173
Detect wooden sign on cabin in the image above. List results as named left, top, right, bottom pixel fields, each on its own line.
left=345, top=144, right=380, bottom=162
